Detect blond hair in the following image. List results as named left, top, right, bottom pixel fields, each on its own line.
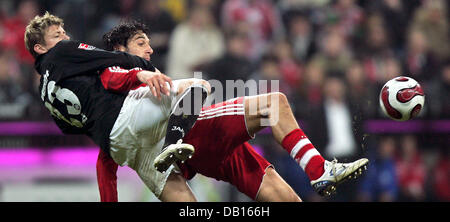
left=24, top=11, right=64, bottom=58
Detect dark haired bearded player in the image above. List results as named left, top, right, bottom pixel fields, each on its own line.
left=96, top=21, right=369, bottom=202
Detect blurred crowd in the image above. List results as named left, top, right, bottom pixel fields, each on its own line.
left=0, top=0, right=448, bottom=202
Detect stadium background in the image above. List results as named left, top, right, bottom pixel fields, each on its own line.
left=0, top=0, right=448, bottom=202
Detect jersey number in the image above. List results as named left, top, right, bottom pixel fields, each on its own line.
left=44, top=80, right=84, bottom=128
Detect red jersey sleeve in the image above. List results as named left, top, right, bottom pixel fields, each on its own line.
left=96, top=149, right=118, bottom=202
left=100, top=66, right=146, bottom=92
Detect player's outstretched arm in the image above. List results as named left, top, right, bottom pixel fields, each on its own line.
left=43, top=40, right=158, bottom=81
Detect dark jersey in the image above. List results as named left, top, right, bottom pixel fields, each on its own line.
left=35, top=40, right=155, bottom=154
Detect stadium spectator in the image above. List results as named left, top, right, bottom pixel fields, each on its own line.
left=358, top=136, right=398, bottom=202
left=298, top=60, right=325, bottom=118
left=0, top=49, right=31, bottom=119
left=431, top=148, right=450, bottom=201
left=286, top=12, right=317, bottom=61
left=303, top=75, right=363, bottom=164
left=345, top=60, right=377, bottom=119
left=410, top=0, right=448, bottom=61
left=0, top=0, right=38, bottom=65
left=321, top=76, right=359, bottom=161
left=310, top=27, right=353, bottom=77
left=427, top=62, right=450, bottom=118
left=272, top=39, right=303, bottom=98
left=221, top=0, right=282, bottom=61
left=203, top=31, right=254, bottom=87
left=402, top=29, right=440, bottom=84
left=366, top=0, right=409, bottom=53
left=190, top=0, right=223, bottom=25
left=249, top=53, right=286, bottom=95
left=167, top=6, right=225, bottom=79
left=133, top=0, right=177, bottom=72
left=396, top=134, right=427, bottom=201
left=160, top=0, right=188, bottom=23
left=359, top=13, right=396, bottom=84
left=321, top=0, right=364, bottom=39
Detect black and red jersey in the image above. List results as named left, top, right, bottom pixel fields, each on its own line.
left=34, top=40, right=155, bottom=154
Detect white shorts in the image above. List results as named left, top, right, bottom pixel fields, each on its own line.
left=109, top=81, right=181, bottom=198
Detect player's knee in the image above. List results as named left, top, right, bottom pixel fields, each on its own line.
left=177, top=78, right=211, bottom=96
left=275, top=92, right=288, bottom=105
left=198, top=79, right=211, bottom=95
left=268, top=92, right=289, bottom=109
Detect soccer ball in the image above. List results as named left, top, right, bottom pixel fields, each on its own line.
left=379, top=76, right=425, bottom=121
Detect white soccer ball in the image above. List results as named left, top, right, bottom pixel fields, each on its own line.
left=379, top=76, right=425, bottom=121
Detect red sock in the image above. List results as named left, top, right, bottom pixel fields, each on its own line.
left=281, top=128, right=325, bottom=181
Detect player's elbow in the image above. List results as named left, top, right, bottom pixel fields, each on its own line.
left=269, top=92, right=289, bottom=108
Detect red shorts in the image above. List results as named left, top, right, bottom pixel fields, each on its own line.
left=179, top=97, right=272, bottom=200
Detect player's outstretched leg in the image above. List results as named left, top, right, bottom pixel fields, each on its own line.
left=154, top=85, right=208, bottom=173
left=244, top=92, right=368, bottom=196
